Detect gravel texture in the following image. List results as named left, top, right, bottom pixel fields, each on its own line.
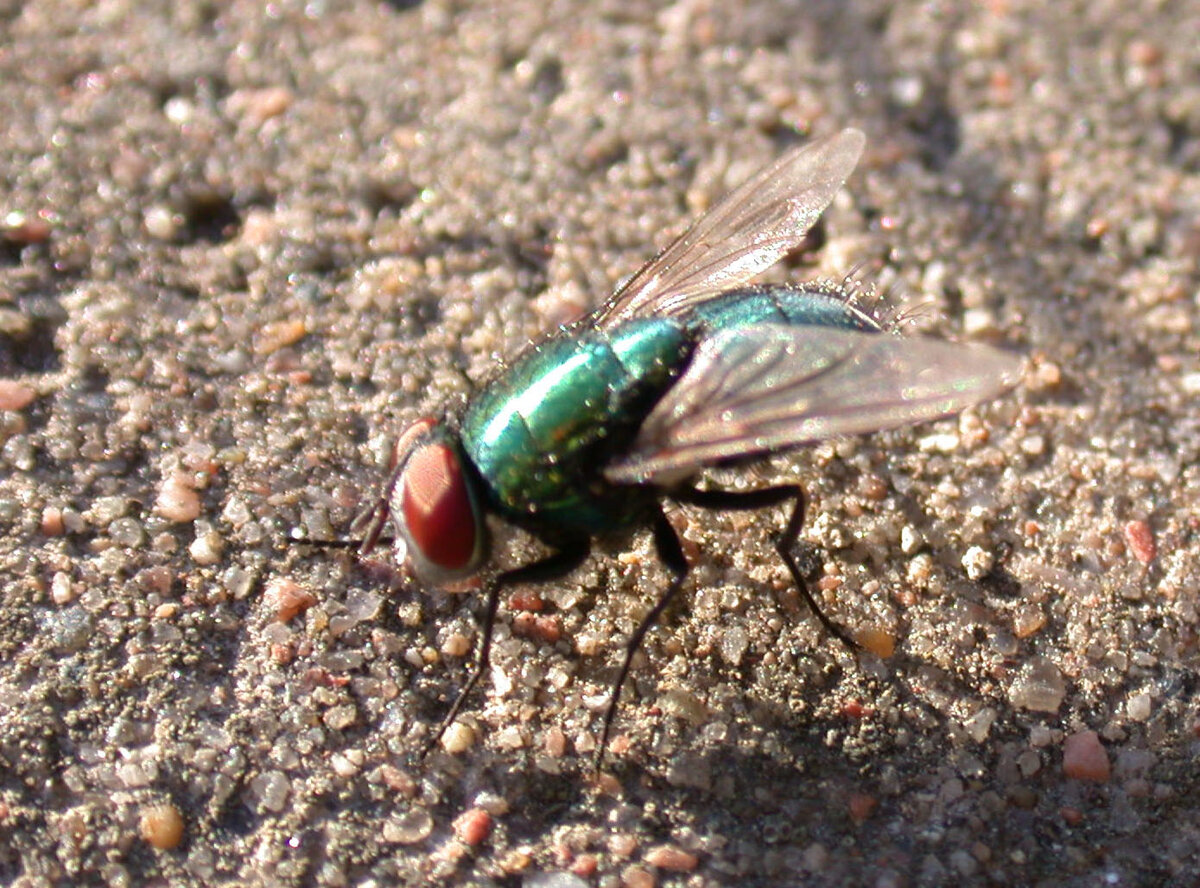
left=2, top=1, right=1199, bottom=885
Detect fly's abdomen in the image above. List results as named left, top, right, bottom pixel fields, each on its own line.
left=688, top=283, right=881, bottom=333
left=461, top=319, right=691, bottom=533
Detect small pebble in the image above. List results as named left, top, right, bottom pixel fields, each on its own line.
left=453, top=807, right=493, bottom=846
left=643, top=845, right=698, bottom=872
left=919, top=431, right=961, bottom=453
left=657, top=688, right=708, bottom=725
left=1019, top=433, right=1045, bottom=456
left=1012, top=603, right=1046, bottom=638
left=906, top=553, right=934, bottom=585
left=144, top=205, right=180, bottom=240
left=544, top=726, right=569, bottom=757
left=621, top=865, right=655, bottom=888
left=847, top=792, right=878, bottom=823
left=961, top=546, right=994, bottom=580
left=1123, top=520, right=1156, bottom=565
left=1017, top=749, right=1042, bottom=777
left=719, top=625, right=749, bottom=665
left=249, top=771, right=291, bottom=813
left=608, top=832, right=638, bottom=858
left=1063, top=730, right=1110, bottom=782
left=1126, top=692, right=1152, bottom=722
left=472, top=791, right=510, bottom=816
left=50, top=572, right=76, bottom=605
left=383, top=808, right=434, bottom=844
left=0, top=380, right=35, bottom=411
left=330, top=751, right=361, bottom=778
left=188, top=531, right=224, bottom=565
left=962, top=308, right=998, bottom=336
left=1180, top=372, right=1200, bottom=395
left=1028, top=360, right=1060, bottom=390
left=323, top=705, right=357, bottom=731
left=440, top=632, right=472, bottom=657
left=498, top=848, right=533, bottom=874
left=255, top=319, right=308, bottom=356
left=1008, top=656, right=1065, bottom=713
left=570, top=856, right=598, bottom=878
left=858, top=474, right=888, bottom=500
left=899, top=525, right=924, bottom=555
left=1060, top=806, right=1084, bottom=826
left=2, top=210, right=52, bottom=244
left=89, top=495, right=129, bottom=526
left=964, top=706, right=997, bottom=743
left=137, top=566, right=175, bottom=597
left=842, top=699, right=869, bottom=719
left=48, top=606, right=92, bottom=653
left=109, top=517, right=146, bottom=548
left=441, top=721, right=476, bottom=754
left=139, top=802, right=184, bottom=850
left=155, top=474, right=202, bottom=523
left=512, top=612, right=562, bottom=644
left=856, top=626, right=895, bottom=659
left=263, top=578, right=317, bottom=622
left=41, top=506, right=65, bottom=536
left=225, top=86, right=294, bottom=126
left=509, top=590, right=545, bottom=611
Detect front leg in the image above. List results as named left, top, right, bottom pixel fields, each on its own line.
left=673, top=484, right=858, bottom=651
left=421, top=537, right=591, bottom=759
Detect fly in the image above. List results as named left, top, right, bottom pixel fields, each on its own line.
left=345, top=128, right=1020, bottom=769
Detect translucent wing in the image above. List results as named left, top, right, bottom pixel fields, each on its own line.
left=605, top=325, right=1021, bottom=486
left=590, top=129, right=866, bottom=329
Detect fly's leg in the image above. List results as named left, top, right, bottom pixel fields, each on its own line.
left=289, top=466, right=400, bottom=554
left=596, top=507, right=689, bottom=771
left=348, top=462, right=404, bottom=557
left=421, top=538, right=590, bottom=759
left=674, top=485, right=858, bottom=651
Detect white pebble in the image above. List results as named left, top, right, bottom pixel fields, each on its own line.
left=441, top=722, right=476, bottom=754
left=961, top=546, right=994, bottom=580
left=189, top=531, right=224, bottom=565
left=1009, top=656, right=1065, bottom=713
left=1126, top=692, right=1152, bottom=722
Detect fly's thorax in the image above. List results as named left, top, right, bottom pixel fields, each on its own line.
left=459, top=319, right=692, bottom=534
left=385, top=418, right=487, bottom=585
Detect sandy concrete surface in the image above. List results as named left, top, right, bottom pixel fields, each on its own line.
left=1, top=0, right=1198, bottom=885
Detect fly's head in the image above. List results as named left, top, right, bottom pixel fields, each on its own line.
left=359, top=418, right=487, bottom=585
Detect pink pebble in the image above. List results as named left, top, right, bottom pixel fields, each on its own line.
left=0, top=380, right=35, bottom=411
left=644, top=845, right=698, bottom=872
left=264, top=578, right=317, bottom=623
left=453, top=807, right=492, bottom=846
left=1063, top=730, right=1110, bottom=782
left=1123, top=520, right=1156, bottom=565
left=155, top=474, right=202, bottom=522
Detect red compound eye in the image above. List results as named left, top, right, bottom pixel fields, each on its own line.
left=389, top=417, right=437, bottom=470
left=399, top=441, right=479, bottom=574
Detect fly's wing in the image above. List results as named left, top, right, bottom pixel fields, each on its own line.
left=590, top=129, right=866, bottom=329
left=605, top=325, right=1021, bottom=486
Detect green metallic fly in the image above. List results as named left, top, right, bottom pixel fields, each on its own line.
left=351, top=128, right=1020, bottom=767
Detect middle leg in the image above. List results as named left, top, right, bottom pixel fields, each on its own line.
left=673, top=484, right=858, bottom=651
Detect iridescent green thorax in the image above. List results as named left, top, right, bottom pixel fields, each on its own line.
left=460, top=285, right=880, bottom=537
left=461, top=318, right=691, bottom=534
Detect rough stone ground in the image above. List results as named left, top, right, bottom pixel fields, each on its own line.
left=1, top=1, right=1198, bottom=885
